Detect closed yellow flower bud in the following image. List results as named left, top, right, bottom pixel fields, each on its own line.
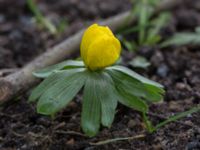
left=80, top=24, right=121, bottom=70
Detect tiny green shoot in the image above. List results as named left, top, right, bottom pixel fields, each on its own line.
left=27, top=0, right=68, bottom=35
left=142, top=105, right=200, bottom=133
left=117, top=0, right=171, bottom=70
left=161, top=26, right=200, bottom=47
left=118, top=0, right=171, bottom=50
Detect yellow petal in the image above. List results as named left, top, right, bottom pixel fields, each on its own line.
left=81, top=24, right=104, bottom=62
left=80, top=24, right=121, bottom=70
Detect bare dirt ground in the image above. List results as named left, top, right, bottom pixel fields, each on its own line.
left=0, top=0, right=200, bottom=149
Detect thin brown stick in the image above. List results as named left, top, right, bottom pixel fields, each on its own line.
left=54, top=130, right=87, bottom=137
left=90, top=134, right=146, bottom=146
left=0, top=0, right=182, bottom=104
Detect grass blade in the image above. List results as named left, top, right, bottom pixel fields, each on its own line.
left=155, top=106, right=200, bottom=130
left=27, top=0, right=57, bottom=34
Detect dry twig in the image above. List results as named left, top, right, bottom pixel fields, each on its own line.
left=0, top=68, right=19, bottom=77
left=90, top=134, right=146, bottom=146
left=54, top=130, right=87, bottom=137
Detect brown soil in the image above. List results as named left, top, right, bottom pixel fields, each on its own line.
left=0, top=0, right=200, bottom=150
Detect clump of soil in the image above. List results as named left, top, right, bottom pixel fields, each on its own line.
left=0, top=0, right=200, bottom=150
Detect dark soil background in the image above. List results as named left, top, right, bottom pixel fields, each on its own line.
left=0, top=0, right=200, bottom=149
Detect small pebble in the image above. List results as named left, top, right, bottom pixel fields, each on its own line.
left=19, top=16, right=34, bottom=27
left=127, top=119, right=136, bottom=128
left=9, top=30, right=22, bottom=40
left=0, top=14, right=5, bottom=23
left=36, top=117, right=51, bottom=127
left=187, top=140, right=200, bottom=150
left=66, top=138, right=75, bottom=145
left=157, top=64, right=169, bottom=78
left=176, top=82, right=186, bottom=90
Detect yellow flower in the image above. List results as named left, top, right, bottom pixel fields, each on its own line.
left=80, top=24, right=121, bottom=70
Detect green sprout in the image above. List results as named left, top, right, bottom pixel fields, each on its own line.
left=116, top=0, right=171, bottom=70
left=27, top=0, right=68, bottom=35
left=161, top=26, right=200, bottom=47
left=29, top=24, right=200, bottom=137
left=118, top=0, right=171, bottom=50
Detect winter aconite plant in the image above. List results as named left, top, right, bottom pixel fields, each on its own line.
left=29, top=24, right=165, bottom=137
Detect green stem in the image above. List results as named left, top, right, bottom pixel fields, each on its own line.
left=142, top=112, right=155, bottom=133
